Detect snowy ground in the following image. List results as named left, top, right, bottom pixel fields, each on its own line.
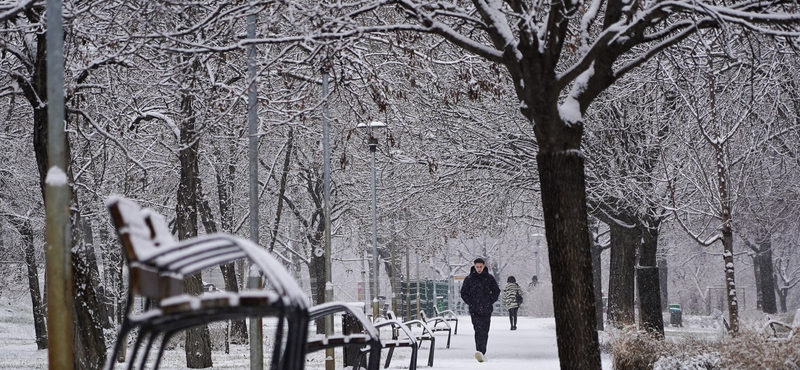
left=0, top=292, right=614, bottom=370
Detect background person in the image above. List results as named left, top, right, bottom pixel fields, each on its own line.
left=460, top=258, right=500, bottom=362
left=502, top=276, right=523, bottom=330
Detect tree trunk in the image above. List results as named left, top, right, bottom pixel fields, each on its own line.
left=537, top=151, right=601, bottom=370
left=198, top=177, right=248, bottom=344
left=777, top=288, right=788, bottom=313
left=715, top=148, right=739, bottom=335
left=590, top=219, right=604, bottom=331
left=636, top=220, right=664, bottom=337
left=184, top=273, right=212, bottom=367
left=15, top=218, right=48, bottom=350
left=607, top=220, right=636, bottom=328
left=753, top=236, right=777, bottom=314
left=309, top=227, right=326, bottom=334
left=269, top=128, right=294, bottom=253
left=79, top=216, right=113, bottom=329
left=177, top=90, right=212, bottom=368
left=27, top=27, right=107, bottom=365
left=71, top=226, right=109, bottom=370
left=658, top=256, right=669, bottom=311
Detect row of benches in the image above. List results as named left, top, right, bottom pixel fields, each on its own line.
left=103, top=196, right=458, bottom=370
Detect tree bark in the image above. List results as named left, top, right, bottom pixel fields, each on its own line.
left=636, top=220, right=664, bottom=337
left=715, top=147, right=739, bottom=335
left=607, top=220, right=636, bottom=328
left=658, top=256, right=669, bottom=311
left=71, top=219, right=109, bottom=370
left=197, top=178, right=248, bottom=343
left=309, top=226, right=326, bottom=334
left=14, top=217, right=48, bottom=350
left=777, top=287, right=788, bottom=313
left=589, top=219, right=604, bottom=331
left=177, top=90, right=212, bottom=368
left=537, top=151, right=600, bottom=370
left=79, top=216, right=113, bottom=329
left=751, top=235, right=777, bottom=314
left=26, top=22, right=107, bottom=367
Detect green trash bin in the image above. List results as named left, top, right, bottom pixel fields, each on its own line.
left=668, top=304, right=682, bottom=327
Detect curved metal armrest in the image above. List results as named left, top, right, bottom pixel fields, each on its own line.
left=437, top=309, right=458, bottom=320
left=310, top=302, right=378, bottom=338
left=400, top=319, right=435, bottom=339
left=427, top=316, right=452, bottom=330
left=374, top=319, right=418, bottom=347
left=763, top=319, right=795, bottom=339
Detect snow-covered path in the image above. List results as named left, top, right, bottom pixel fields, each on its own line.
left=0, top=312, right=614, bottom=369
left=397, top=315, right=613, bottom=370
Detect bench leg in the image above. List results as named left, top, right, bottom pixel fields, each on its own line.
left=409, top=343, right=418, bottom=370
left=367, top=344, right=382, bottom=370
left=384, top=347, right=395, bottom=369
left=125, top=326, right=150, bottom=370
left=150, top=330, right=176, bottom=370
left=104, top=319, right=133, bottom=370
left=427, top=337, right=435, bottom=367
left=136, top=330, right=160, bottom=370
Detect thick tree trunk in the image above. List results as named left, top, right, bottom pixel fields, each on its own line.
left=658, top=256, right=669, bottom=311
left=71, top=229, right=109, bottom=370
left=636, top=221, right=664, bottom=337
left=177, top=91, right=212, bottom=368
left=607, top=220, right=636, bottom=328
left=753, top=236, right=777, bottom=314
left=537, top=151, right=601, bottom=370
left=184, top=273, right=213, bottom=367
left=28, top=36, right=107, bottom=366
left=15, top=218, right=48, bottom=350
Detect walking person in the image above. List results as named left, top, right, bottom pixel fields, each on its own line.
left=502, top=276, right=523, bottom=330
left=460, top=258, right=500, bottom=363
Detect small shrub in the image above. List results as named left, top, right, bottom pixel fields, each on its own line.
left=610, top=325, right=800, bottom=370
left=653, top=353, right=720, bottom=370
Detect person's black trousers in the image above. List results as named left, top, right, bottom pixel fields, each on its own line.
left=508, top=307, right=518, bottom=328
left=470, top=311, right=492, bottom=354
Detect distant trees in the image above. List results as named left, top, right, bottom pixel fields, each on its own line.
left=664, top=31, right=800, bottom=333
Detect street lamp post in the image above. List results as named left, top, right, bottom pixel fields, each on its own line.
left=357, top=121, right=387, bottom=321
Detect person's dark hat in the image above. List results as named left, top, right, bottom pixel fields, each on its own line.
left=507, top=276, right=516, bottom=283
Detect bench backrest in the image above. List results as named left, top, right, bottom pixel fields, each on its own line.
left=106, top=196, right=184, bottom=299
left=106, top=195, right=158, bottom=263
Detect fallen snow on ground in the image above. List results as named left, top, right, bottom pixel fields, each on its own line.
left=0, top=294, right=613, bottom=370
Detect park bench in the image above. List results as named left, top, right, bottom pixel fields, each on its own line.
left=372, top=317, right=421, bottom=370
left=434, top=306, right=459, bottom=335
left=306, top=302, right=382, bottom=370
left=763, top=308, right=800, bottom=341
left=384, top=311, right=437, bottom=368
left=419, top=309, right=453, bottom=348
left=103, top=196, right=309, bottom=370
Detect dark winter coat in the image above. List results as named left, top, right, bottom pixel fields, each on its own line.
left=460, top=266, right=501, bottom=316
